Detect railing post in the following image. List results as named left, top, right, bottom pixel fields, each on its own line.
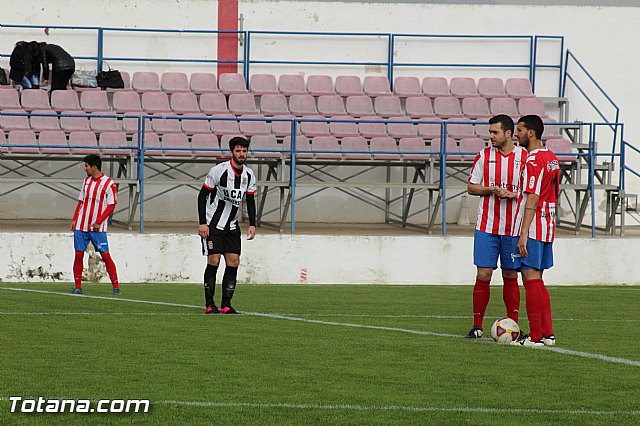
left=138, top=116, right=145, bottom=234
left=440, top=121, right=447, bottom=236
left=97, top=27, right=104, bottom=72
left=589, top=123, right=596, bottom=238
left=244, top=31, right=251, bottom=89
left=388, top=34, right=394, bottom=92
left=290, top=119, right=297, bottom=235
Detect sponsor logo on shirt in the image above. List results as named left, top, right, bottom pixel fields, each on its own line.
left=547, top=160, right=560, bottom=171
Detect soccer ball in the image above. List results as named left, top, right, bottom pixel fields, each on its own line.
left=490, top=317, right=520, bottom=344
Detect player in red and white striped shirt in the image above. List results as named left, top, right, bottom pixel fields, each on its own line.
left=511, top=115, right=559, bottom=347
left=70, top=155, right=120, bottom=295
left=465, top=115, right=527, bottom=339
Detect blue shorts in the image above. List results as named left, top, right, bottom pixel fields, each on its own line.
left=473, top=229, right=516, bottom=270
left=74, top=230, right=110, bottom=253
left=511, top=237, right=554, bottom=271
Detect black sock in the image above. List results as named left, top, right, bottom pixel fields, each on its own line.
left=221, top=266, right=238, bottom=308
left=204, top=264, right=218, bottom=307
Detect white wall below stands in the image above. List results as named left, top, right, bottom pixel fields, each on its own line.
left=1, top=232, right=637, bottom=285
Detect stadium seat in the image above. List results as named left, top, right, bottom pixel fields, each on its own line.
left=490, top=97, right=519, bottom=118
left=433, top=97, right=464, bottom=119
left=505, top=78, right=534, bottom=99
left=162, top=133, right=192, bottom=156
left=0, top=109, right=30, bottom=131
left=150, top=115, right=181, bottom=135
left=387, top=116, right=418, bottom=139
left=329, top=115, right=359, bottom=138
left=278, top=74, right=306, bottom=96
left=250, top=134, right=280, bottom=158
left=228, top=93, right=258, bottom=115
left=430, top=137, right=461, bottom=161
left=181, top=113, right=211, bottom=135
left=478, top=78, right=507, bottom=99
left=542, top=119, right=563, bottom=140
left=446, top=119, right=475, bottom=140
left=218, top=73, right=248, bottom=95
left=270, top=114, right=296, bottom=138
left=30, top=109, right=60, bottom=132
left=546, top=138, right=577, bottom=163
left=98, top=131, right=131, bottom=155
left=161, top=72, right=190, bottom=94
left=341, top=136, right=371, bottom=160
left=0, top=90, right=21, bottom=109
left=374, top=95, right=404, bottom=118
left=363, top=76, right=391, bottom=97
left=370, top=136, right=400, bottom=160
left=170, top=92, right=200, bottom=114
left=190, top=73, right=219, bottom=95
left=317, top=95, right=347, bottom=117
left=393, top=76, right=422, bottom=98
left=8, top=130, right=38, bottom=153
left=417, top=118, right=443, bottom=140
left=199, top=93, right=229, bottom=115
left=518, top=97, right=549, bottom=119
left=459, top=137, right=487, bottom=160
left=191, top=133, right=219, bottom=157
left=50, top=90, right=81, bottom=113
left=398, top=137, right=430, bottom=161
left=20, top=89, right=50, bottom=112
left=358, top=116, right=387, bottom=138
left=122, top=111, right=151, bottom=135
left=0, top=129, right=7, bottom=152
left=474, top=122, right=490, bottom=139
left=60, top=111, right=90, bottom=133
left=461, top=97, right=491, bottom=120
left=284, top=135, right=313, bottom=159
left=80, top=90, right=110, bottom=113
left=422, top=77, right=450, bottom=99
left=89, top=112, right=120, bottom=134
left=345, top=95, right=375, bottom=118
left=249, top=74, right=278, bottom=96
left=405, top=96, right=436, bottom=119
left=142, top=92, right=172, bottom=114
left=289, top=94, right=318, bottom=116
left=307, top=75, right=335, bottom=96
left=142, top=132, right=162, bottom=156
left=450, top=77, right=479, bottom=99
left=312, top=136, right=341, bottom=159
left=105, top=71, right=131, bottom=93
left=113, top=91, right=142, bottom=114
left=39, top=130, right=69, bottom=154
left=260, top=94, right=290, bottom=116
left=300, top=115, right=330, bottom=138
left=132, top=71, right=161, bottom=93
left=210, top=113, right=240, bottom=135
left=69, top=131, right=99, bottom=154
left=335, top=76, right=363, bottom=97
left=239, top=114, right=270, bottom=137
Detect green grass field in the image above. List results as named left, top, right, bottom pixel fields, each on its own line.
left=1, top=282, right=639, bottom=425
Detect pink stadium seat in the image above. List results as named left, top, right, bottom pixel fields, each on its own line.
left=478, top=78, right=507, bottom=99
left=210, top=113, right=240, bottom=136
left=283, top=135, right=312, bottom=159
left=459, top=137, right=487, bottom=160
left=161, top=72, right=190, bottom=94
left=122, top=111, right=151, bottom=135
left=162, top=133, right=192, bottom=156
left=80, top=90, right=110, bottom=113
left=399, top=137, right=430, bottom=161
left=50, top=90, right=81, bottom=113
left=317, top=95, right=346, bottom=117
left=260, top=94, right=290, bottom=116
left=312, top=136, right=341, bottom=159
left=518, top=97, right=549, bottom=119
left=393, top=77, right=422, bottom=98
left=370, top=137, right=400, bottom=160
left=278, top=75, right=306, bottom=96
left=142, top=132, right=162, bottom=156
left=106, top=71, right=131, bottom=93
left=239, top=114, right=270, bottom=137
left=270, top=114, right=296, bottom=137
left=358, top=116, right=387, bottom=138
left=345, top=95, right=375, bottom=118
left=387, top=116, right=417, bottom=139
left=542, top=119, right=563, bottom=140
left=0, top=129, right=6, bottom=153
left=490, top=97, right=519, bottom=118
left=363, top=76, right=391, bottom=97
left=218, top=73, right=248, bottom=95
left=39, top=130, right=69, bottom=154
left=99, top=131, right=131, bottom=155
left=30, top=109, right=60, bottom=132
left=89, top=112, right=119, bottom=134
left=335, top=76, right=363, bottom=97
left=150, top=114, right=181, bottom=135
left=374, top=95, right=403, bottom=118
left=446, top=119, right=475, bottom=140
left=250, top=135, right=280, bottom=158
left=306, top=75, right=335, bottom=96
left=0, top=90, right=21, bottom=109
left=199, top=93, right=229, bottom=115
left=191, top=133, right=219, bottom=157
left=113, top=91, right=142, bottom=114
left=461, top=97, right=491, bottom=120
left=132, top=71, right=161, bottom=93
left=190, top=73, right=219, bottom=95
left=341, top=136, right=371, bottom=160
left=0, top=109, right=30, bottom=131
left=418, top=118, right=443, bottom=140
left=422, top=77, right=450, bottom=99
left=433, top=97, right=464, bottom=119
left=300, top=115, right=330, bottom=138
left=450, top=77, right=479, bottom=99
left=405, top=96, right=436, bottom=119
left=505, top=78, right=534, bottom=99
left=250, top=74, right=278, bottom=96
left=329, top=115, right=359, bottom=138
left=69, top=131, right=99, bottom=154
left=228, top=93, right=258, bottom=115
left=170, top=92, right=200, bottom=114
left=430, top=137, right=461, bottom=161
left=181, top=113, right=211, bottom=135
left=546, top=138, right=577, bottom=163
left=289, top=94, right=317, bottom=116
left=141, top=92, right=171, bottom=114
left=20, top=89, right=50, bottom=112
left=8, top=130, right=38, bottom=153
left=474, top=122, right=490, bottom=139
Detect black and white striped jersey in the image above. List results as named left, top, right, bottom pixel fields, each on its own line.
left=203, top=160, right=257, bottom=232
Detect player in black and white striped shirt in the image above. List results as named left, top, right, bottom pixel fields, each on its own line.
left=197, top=136, right=257, bottom=314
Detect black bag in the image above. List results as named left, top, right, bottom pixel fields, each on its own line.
left=0, top=66, right=9, bottom=85
left=97, top=64, right=124, bottom=89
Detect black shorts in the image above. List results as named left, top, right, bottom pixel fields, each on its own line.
left=203, top=229, right=241, bottom=256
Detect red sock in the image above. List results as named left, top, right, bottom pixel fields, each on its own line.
left=523, top=279, right=544, bottom=341
left=472, top=278, right=491, bottom=329
left=100, top=251, right=119, bottom=289
left=73, top=251, right=84, bottom=289
left=540, top=280, right=554, bottom=337
left=502, top=276, right=520, bottom=323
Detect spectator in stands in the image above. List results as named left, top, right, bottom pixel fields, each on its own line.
left=464, top=114, right=527, bottom=339
left=39, top=42, right=75, bottom=92
left=9, top=41, right=40, bottom=89
left=197, top=136, right=257, bottom=315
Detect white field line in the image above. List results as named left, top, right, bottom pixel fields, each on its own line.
left=2, top=287, right=640, bottom=367
left=0, top=396, right=638, bottom=416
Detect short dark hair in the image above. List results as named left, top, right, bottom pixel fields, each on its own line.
left=518, top=115, right=544, bottom=140
left=229, top=136, right=250, bottom=151
left=84, top=154, right=102, bottom=171
left=488, top=114, right=514, bottom=135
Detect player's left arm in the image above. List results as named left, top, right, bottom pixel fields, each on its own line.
left=92, top=183, right=118, bottom=231
left=246, top=193, right=257, bottom=240
left=517, top=192, right=539, bottom=258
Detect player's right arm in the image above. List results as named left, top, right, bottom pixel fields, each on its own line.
left=197, top=185, right=212, bottom=238
left=467, top=150, right=499, bottom=197
left=71, top=200, right=84, bottom=231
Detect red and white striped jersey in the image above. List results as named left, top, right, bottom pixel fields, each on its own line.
left=512, top=148, right=560, bottom=242
left=468, top=146, right=527, bottom=235
left=75, top=174, right=118, bottom=232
